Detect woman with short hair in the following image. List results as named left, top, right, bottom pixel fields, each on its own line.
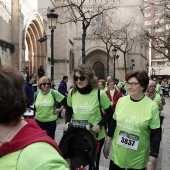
left=0, top=66, right=69, bottom=170
left=103, top=70, right=161, bottom=170
left=35, top=76, right=66, bottom=139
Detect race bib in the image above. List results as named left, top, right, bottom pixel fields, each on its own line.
left=72, top=120, right=89, bottom=130
left=117, top=130, right=139, bottom=150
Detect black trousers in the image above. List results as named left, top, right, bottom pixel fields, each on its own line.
left=109, top=160, right=145, bottom=170
left=35, top=119, right=56, bottom=140
left=96, top=138, right=105, bottom=170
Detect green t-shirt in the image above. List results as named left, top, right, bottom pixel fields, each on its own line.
left=156, top=84, right=161, bottom=94
left=67, top=88, right=111, bottom=140
left=35, top=90, right=64, bottom=122
left=0, top=142, right=69, bottom=170
left=111, top=95, right=160, bottom=169
left=153, top=93, right=161, bottom=105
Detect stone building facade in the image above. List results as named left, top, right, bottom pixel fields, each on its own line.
left=0, top=0, right=147, bottom=82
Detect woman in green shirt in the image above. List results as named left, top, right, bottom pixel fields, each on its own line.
left=65, top=64, right=113, bottom=170
left=35, top=76, right=66, bottom=139
left=103, top=70, right=161, bottom=170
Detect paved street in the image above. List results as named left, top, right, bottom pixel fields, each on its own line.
left=55, top=97, right=170, bottom=170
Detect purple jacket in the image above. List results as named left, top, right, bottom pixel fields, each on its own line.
left=24, top=81, right=34, bottom=106
left=58, top=80, right=67, bottom=96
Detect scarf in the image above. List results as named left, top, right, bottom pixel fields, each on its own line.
left=77, top=84, right=93, bottom=94
left=145, top=90, right=156, bottom=100
left=40, top=89, right=50, bottom=95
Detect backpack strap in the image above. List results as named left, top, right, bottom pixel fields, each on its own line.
left=51, top=89, right=57, bottom=108
left=34, top=91, right=39, bottom=102
left=98, top=89, right=103, bottom=117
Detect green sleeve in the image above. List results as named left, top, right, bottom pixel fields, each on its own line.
left=100, top=90, right=111, bottom=110
left=53, top=90, right=65, bottom=103
left=150, top=104, right=160, bottom=129
left=67, top=89, right=73, bottom=107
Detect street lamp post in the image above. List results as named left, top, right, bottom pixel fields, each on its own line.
left=112, top=48, right=119, bottom=79
left=47, top=10, right=59, bottom=78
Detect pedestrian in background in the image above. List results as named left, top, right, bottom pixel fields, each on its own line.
left=24, top=75, right=35, bottom=107
left=146, top=80, right=164, bottom=127
left=34, top=76, right=67, bottom=139
left=57, top=76, right=68, bottom=118
left=153, top=77, right=161, bottom=95
left=0, top=66, right=69, bottom=170
left=64, top=65, right=113, bottom=170
left=32, top=72, right=38, bottom=92
left=103, top=70, right=161, bottom=170
left=38, top=65, right=45, bottom=78
left=106, top=76, right=112, bottom=90
left=105, top=80, right=122, bottom=129
left=98, top=79, right=106, bottom=91
left=114, top=78, right=122, bottom=91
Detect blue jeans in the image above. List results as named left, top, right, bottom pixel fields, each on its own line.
left=36, top=119, right=56, bottom=140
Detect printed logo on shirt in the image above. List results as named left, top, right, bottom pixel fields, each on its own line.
left=117, top=115, right=141, bottom=133
left=73, top=101, right=94, bottom=114
left=125, top=116, right=139, bottom=127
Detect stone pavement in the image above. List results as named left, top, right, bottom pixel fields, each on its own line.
left=55, top=97, right=170, bottom=170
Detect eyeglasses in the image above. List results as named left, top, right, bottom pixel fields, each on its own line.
left=149, top=85, right=155, bottom=88
left=127, top=82, right=139, bottom=87
left=41, top=83, right=50, bottom=86
left=74, top=76, right=86, bottom=81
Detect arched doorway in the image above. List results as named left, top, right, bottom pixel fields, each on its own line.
left=24, top=14, right=45, bottom=75
left=93, top=61, right=105, bottom=79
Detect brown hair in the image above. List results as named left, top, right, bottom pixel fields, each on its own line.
left=125, top=70, right=149, bottom=92
left=98, top=79, right=106, bottom=87
left=0, top=66, right=26, bottom=124
left=38, top=76, right=51, bottom=89
left=72, top=65, right=98, bottom=93
left=108, top=80, right=115, bottom=85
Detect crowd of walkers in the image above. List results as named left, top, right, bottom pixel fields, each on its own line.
left=0, top=64, right=165, bottom=170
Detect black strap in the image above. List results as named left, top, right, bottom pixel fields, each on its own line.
left=98, top=89, right=103, bottom=117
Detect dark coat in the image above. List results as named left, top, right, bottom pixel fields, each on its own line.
left=24, top=81, right=34, bottom=107
left=58, top=80, right=67, bottom=96
left=38, top=67, right=45, bottom=78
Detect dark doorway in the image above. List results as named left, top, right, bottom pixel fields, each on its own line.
left=93, top=61, right=105, bottom=79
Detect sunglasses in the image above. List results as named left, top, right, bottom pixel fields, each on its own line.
left=41, top=83, right=50, bottom=86
left=74, top=76, right=86, bottom=81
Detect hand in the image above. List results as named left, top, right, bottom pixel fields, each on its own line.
left=146, top=161, right=156, bottom=170
left=64, top=122, right=70, bottom=131
left=103, top=143, right=110, bottom=159
left=54, top=108, right=62, bottom=114
left=158, top=103, right=163, bottom=110
left=91, top=124, right=100, bottom=133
